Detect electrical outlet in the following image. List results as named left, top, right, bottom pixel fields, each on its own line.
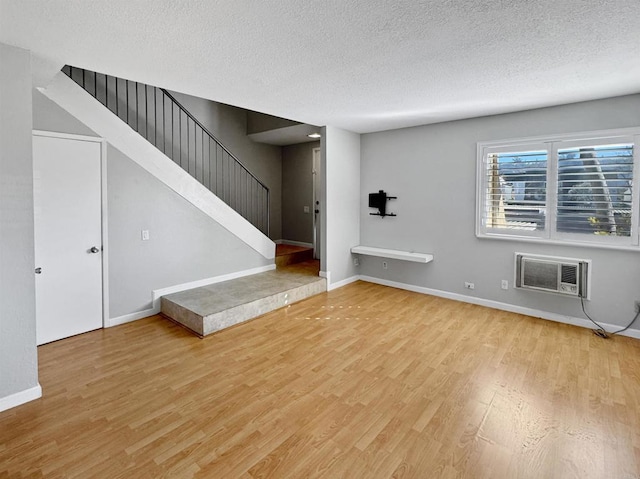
left=141, top=230, right=150, bottom=241
left=353, top=257, right=360, bottom=266
left=635, top=300, right=640, bottom=313
left=501, top=280, right=508, bottom=290
left=464, top=282, right=475, bottom=290
left=382, top=261, right=388, bottom=270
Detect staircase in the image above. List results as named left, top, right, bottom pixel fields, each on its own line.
left=62, top=66, right=269, bottom=235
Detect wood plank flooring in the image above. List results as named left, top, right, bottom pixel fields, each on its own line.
left=1, top=281, right=639, bottom=478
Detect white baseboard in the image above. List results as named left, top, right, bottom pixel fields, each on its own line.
left=106, top=264, right=277, bottom=327
left=106, top=307, right=159, bottom=328
left=328, top=275, right=360, bottom=291
left=320, top=268, right=359, bottom=291
left=152, top=264, right=276, bottom=306
left=0, top=384, right=42, bottom=413
left=275, top=239, right=313, bottom=248
left=356, top=275, right=640, bottom=339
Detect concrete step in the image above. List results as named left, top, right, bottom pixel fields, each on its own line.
left=161, top=267, right=326, bottom=337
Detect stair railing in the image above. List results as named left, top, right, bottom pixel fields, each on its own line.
left=62, top=65, right=270, bottom=236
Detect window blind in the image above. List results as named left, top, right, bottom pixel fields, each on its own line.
left=483, top=149, right=548, bottom=232
left=557, top=143, right=633, bottom=237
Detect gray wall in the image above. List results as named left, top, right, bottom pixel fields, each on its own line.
left=0, top=43, right=39, bottom=400
left=360, top=94, right=640, bottom=330
left=32, top=89, right=97, bottom=136
left=324, top=126, right=360, bottom=285
left=107, top=146, right=270, bottom=317
left=247, top=111, right=299, bottom=135
left=33, top=83, right=271, bottom=320
left=169, top=91, right=283, bottom=240
left=281, top=141, right=319, bottom=243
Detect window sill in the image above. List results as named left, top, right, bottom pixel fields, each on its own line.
left=476, top=233, right=640, bottom=252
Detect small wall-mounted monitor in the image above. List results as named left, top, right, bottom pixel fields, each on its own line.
left=369, top=191, right=387, bottom=210
left=368, top=190, right=396, bottom=217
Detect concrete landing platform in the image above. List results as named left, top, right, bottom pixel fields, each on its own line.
left=161, top=267, right=326, bottom=337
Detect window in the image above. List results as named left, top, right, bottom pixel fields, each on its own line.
left=477, top=129, right=640, bottom=249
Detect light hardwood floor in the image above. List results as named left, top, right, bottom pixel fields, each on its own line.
left=1, top=281, right=639, bottom=478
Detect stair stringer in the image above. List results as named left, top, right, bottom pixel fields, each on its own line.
left=39, top=71, right=275, bottom=260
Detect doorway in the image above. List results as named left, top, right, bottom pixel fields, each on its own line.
left=33, top=132, right=105, bottom=345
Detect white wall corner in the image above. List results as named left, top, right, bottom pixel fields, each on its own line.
left=0, top=384, right=42, bottom=413
left=324, top=126, right=361, bottom=285
left=327, top=275, right=360, bottom=291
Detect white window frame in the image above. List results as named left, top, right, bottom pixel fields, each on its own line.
left=476, top=127, right=640, bottom=251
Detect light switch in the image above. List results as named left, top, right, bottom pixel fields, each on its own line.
left=141, top=230, right=150, bottom=241
left=303, top=206, right=310, bottom=213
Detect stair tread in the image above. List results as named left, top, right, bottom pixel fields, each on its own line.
left=162, top=269, right=324, bottom=317
left=276, top=244, right=312, bottom=256
left=275, top=248, right=314, bottom=268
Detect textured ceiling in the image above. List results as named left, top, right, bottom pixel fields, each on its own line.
left=1, top=0, right=639, bottom=133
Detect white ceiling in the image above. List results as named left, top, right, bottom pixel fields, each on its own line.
left=248, top=124, right=321, bottom=146
left=2, top=0, right=639, bottom=134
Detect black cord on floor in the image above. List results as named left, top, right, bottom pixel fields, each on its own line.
left=580, top=295, right=640, bottom=339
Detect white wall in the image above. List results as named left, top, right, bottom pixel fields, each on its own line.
left=324, top=126, right=360, bottom=287
left=0, top=43, right=40, bottom=409
left=32, top=89, right=97, bottom=137
left=360, top=94, right=640, bottom=331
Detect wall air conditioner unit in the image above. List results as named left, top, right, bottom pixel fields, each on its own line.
left=515, top=253, right=590, bottom=299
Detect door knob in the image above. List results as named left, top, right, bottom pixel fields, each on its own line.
left=89, top=246, right=100, bottom=254
left=35, top=267, right=42, bottom=274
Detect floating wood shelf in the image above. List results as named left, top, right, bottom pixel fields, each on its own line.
left=351, top=246, right=434, bottom=263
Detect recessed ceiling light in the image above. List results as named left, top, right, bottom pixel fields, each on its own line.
left=308, top=133, right=321, bottom=139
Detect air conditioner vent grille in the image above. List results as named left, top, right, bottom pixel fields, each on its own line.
left=523, top=261, right=558, bottom=290
left=515, top=253, right=590, bottom=298
left=561, top=264, right=577, bottom=285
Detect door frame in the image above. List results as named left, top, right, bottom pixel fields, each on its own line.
left=312, top=147, right=321, bottom=260
left=32, top=130, right=109, bottom=327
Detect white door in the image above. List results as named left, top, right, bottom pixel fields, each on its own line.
left=33, top=134, right=103, bottom=345
left=312, top=148, right=322, bottom=260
